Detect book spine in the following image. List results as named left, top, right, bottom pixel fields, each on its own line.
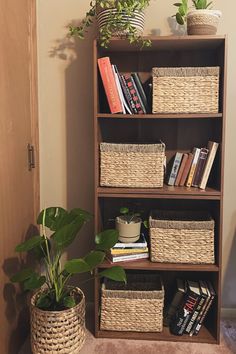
left=131, top=73, right=148, bottom=112
left=112, top=65, right=125, bottom=114
left=186, top=148, right=201, bottom=187
left=179, top=153, right=193, bottom=187
left=185, top=295, right=206, bottom=334
left=168, top=153, right=183, bottom=186
left=192, top=148, right=208, bottom=187
left=120, top=75, right=137, bottom=113
left=97, top=57, right=122, bottom=114
left=108, top=252, right=149, bottom=263
left=110, top=247, right=149, bottom=255
left=124, top=74, right=144, bottom=114
left=131, top=76, right=147, bottom=113
left=170, top=290, right=199, bottom=335
left=193, top=293, right=215, bottom=335
left=175, top=153, right=188, bottom=186
left=199, top=142, right=219, bottom=190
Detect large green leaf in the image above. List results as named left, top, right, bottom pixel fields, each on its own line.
left=95, top=229, right=119, bottom=251
left=64, top=259, right=90, bottom=274
left=37, top=207, right=67, bottom=231
left=63, top=296, right=76, bottom=308
left=70, top=208, right=92, bottom=222
left=84, top=251, right=105, bottom=270
left=176, top=12, right=185, bottom=25
left=10, top=267, right=35, bottom=283
left=32, top=238, right=50, bottom=260
left=15, top=235, right=43, bottom=253
left=52, top=219, right=84, bottom=250
left=23, top=275, right=46, bottom=291
left=99, top=266, right=126, bottom=283
left=36, top=293, right=52, bottom=310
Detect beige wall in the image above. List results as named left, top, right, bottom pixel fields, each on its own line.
left=37, top=0, right=236, bottom=307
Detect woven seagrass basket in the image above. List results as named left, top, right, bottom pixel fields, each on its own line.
left=149, top=211, right=215, bottom=264
left=31, top=287, right=85, bottom=354
left=100, top=143, right=165, bottom=188
left=152, top=67, right=220, bottom=114
left=100, top=274, right=164, bottom=332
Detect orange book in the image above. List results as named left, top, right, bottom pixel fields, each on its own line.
left=97, top=57, right=122, bottom=114
left=175, top=153, right=188, bottom=186
left=179, top=153, right=194, bottom=187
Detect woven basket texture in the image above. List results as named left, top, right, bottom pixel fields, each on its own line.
left=100, top=143, right=165, bottom=188
left=187, top=13, right=219, bottom=35
left=152, top=67, right=220, bottom=114
left=149, top=211, right=215, bottom=264
left=31, top=288, right=85, bottom=354
left=100, top=274, right=164, bottom=332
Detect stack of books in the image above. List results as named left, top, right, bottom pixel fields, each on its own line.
left=97, top=57, right=149, bottom=114
left=165, top=279, right=216, bottom=336
left=106, top=233, right=149, bottom=263
left=167, top=141, right=219, bottom=189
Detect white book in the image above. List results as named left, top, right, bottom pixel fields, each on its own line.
left=113, top=233, right=147, bottom=249
left=199, top=141, right=219, bottom=190
left=186, top=148, right=201, bottom=188
left=108, top=252, right=149, bottom=263
left=112, top=65, right=132, bottom=114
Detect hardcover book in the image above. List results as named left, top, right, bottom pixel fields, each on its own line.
left=131, top=73, right=148, bottom=112
left=175, top=153, right=188, bottom=186
left=199, top=141, right=219, bottom=190
left=106, top=252, right=149, bottom=263
left=164, top=279, right=187, bottom=326
left=168, top=152, right=183, bottom=186
left=186, top=148, right=201, bottom=188
left=189, top=280, right=209, bottom=336
left=124, top=74, right=145, bottom=114
left=179, top=153, right=194, bottom=187
left=192, top=148, right=209, bottom=187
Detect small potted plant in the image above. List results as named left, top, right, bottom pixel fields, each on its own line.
left=11, top=207, right=126, bottom=354
left=115, top=207, right=148, bottom=243
left=173, top=0, right=222, bottom=35
left=69, top=0, right=152, bottom=48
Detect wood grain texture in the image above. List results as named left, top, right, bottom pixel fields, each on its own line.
left=0, top=1, right=39, bottom=352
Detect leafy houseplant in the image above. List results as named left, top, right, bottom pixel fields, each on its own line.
left=69, top=0, right=152, bottom=48
left=173, top=0, right=221, bottom=35
left=11, top=207, right=126, bottom=353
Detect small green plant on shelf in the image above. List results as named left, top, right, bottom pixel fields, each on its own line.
left=69, top=0, right=152, bottom=48
left=11, top=207, right=126, bottom=311
left=173, top=0, right=213, bottom=25
left=119, top=207, right=148, bottom=227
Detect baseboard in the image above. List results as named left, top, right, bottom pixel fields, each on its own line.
left=221, top=307, right=236, bottom=318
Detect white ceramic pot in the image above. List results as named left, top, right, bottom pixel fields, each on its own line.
left=116, top=215, right=141, bottom=243
left=187, top=9, right=222, bottom=35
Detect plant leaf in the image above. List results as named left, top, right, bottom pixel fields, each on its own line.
left=10, top=267, right=35, bottom=283
left=84, top=251, right=105, bottom=270
left=37, top=207, right=67, bottom=231
left=52, top=220, right=84, bottom=250
left=99, top=266, right=126, bottom=283
left=64, top=259, right=90, bottom=274
left=173, top=2, right=182, bottom=6
left=15, top=235, right=43, bottom=253
left=95, top=229, right=119, bottom=251
left=119, top=207, right=129, bottom=215
left=24, top=275, right=46, bottom=291
left=63, top=296, right=76, bottom=308
left=32, top=238, right=50, bottom=259
left=176, top=12, right=185, bottom=25
left=36, top=293, right=52, bottom=310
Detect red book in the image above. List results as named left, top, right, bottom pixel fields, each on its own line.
left=179, top=153, right=194, bottom=187
left=175, top=153, right=188, bottom=186
left=97, top=57, right=122, bottom=114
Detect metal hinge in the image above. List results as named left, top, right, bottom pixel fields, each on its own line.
left=27, top=144, right=35, bottom=170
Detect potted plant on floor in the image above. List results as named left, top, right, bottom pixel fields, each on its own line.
left=11, top=207, right=126, bottom=354
left=173, top=0, right=222, bottom=35
left=69, top=0, right=152, bottom=48
left=115, top=207, right=148, bottom=243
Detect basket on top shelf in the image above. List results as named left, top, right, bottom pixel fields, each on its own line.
left=100, top=274, right=164, bottom=332
left=149, top=210, right=215, bottom=264
left=100, top=142, right=165, bottom=188
left=152, top=67, right=220, bottom=114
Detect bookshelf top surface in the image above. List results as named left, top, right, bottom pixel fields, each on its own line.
left=96, top=35, right=226, bottom=52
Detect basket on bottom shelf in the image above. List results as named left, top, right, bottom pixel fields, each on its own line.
left=100, top=274, right=164, bottom=332
left=149, top=211, right=215, bottom=264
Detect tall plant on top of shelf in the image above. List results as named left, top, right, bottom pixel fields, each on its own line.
left=69, top=0, right=152, bottom=48
left=173, top=0, right=222, bottom=35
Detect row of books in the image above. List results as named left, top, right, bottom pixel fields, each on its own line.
left=98, top=57, right=148, bottom=114
left=165, top=279, right=215, bottom=336
left=167, top=141, right=219, bottom=190
left=106, top=233, right=149, bottom=263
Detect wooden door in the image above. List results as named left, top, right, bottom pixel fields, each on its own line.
left=0, top=1, right=39, bottom=353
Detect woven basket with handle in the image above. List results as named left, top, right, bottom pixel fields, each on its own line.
left=31, top=287, right=85, bottom=354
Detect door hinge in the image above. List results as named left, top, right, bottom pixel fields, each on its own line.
left=27, top=144, right=35, bottom=171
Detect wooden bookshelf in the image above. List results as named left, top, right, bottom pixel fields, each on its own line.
left=94, top=35, right=227, bottom=344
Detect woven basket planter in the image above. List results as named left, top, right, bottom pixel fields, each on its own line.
left=149, top=211, right=215, bottom=264
left=187, top=10, right=222, bottom=35
left=152, top=67, right=220, bottom=114
left=100, top=143, right=165, bottom=188
left=31, top=287, right=86, bottom=354
left=100, top=274, right=164, bottom=332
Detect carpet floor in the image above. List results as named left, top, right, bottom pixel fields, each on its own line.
left=20, top=318, right=236, bottom=354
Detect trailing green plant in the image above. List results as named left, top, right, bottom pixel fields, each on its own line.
left=69, top=0, right=152, bottom=48
left=11, top=207, right=126, bottom=311
left=173, top=0, right=213, bottom=25
left=119, top=207, right=148, bottom=228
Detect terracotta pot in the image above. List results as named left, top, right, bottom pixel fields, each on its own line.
left=116, top=215, right=141, bottom=243
left=187, top=9, right=222, bottom=35
left=31, top=287, right=85, bottom=354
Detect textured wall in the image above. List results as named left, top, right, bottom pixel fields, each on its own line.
left=37, top=0, right=236, bottom=307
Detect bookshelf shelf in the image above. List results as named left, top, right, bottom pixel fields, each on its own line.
left=98, top=260, right=219, bottom=272
left=94, top=35, right=226, bottom=345
left=97, top=113, right=223, bottom=119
